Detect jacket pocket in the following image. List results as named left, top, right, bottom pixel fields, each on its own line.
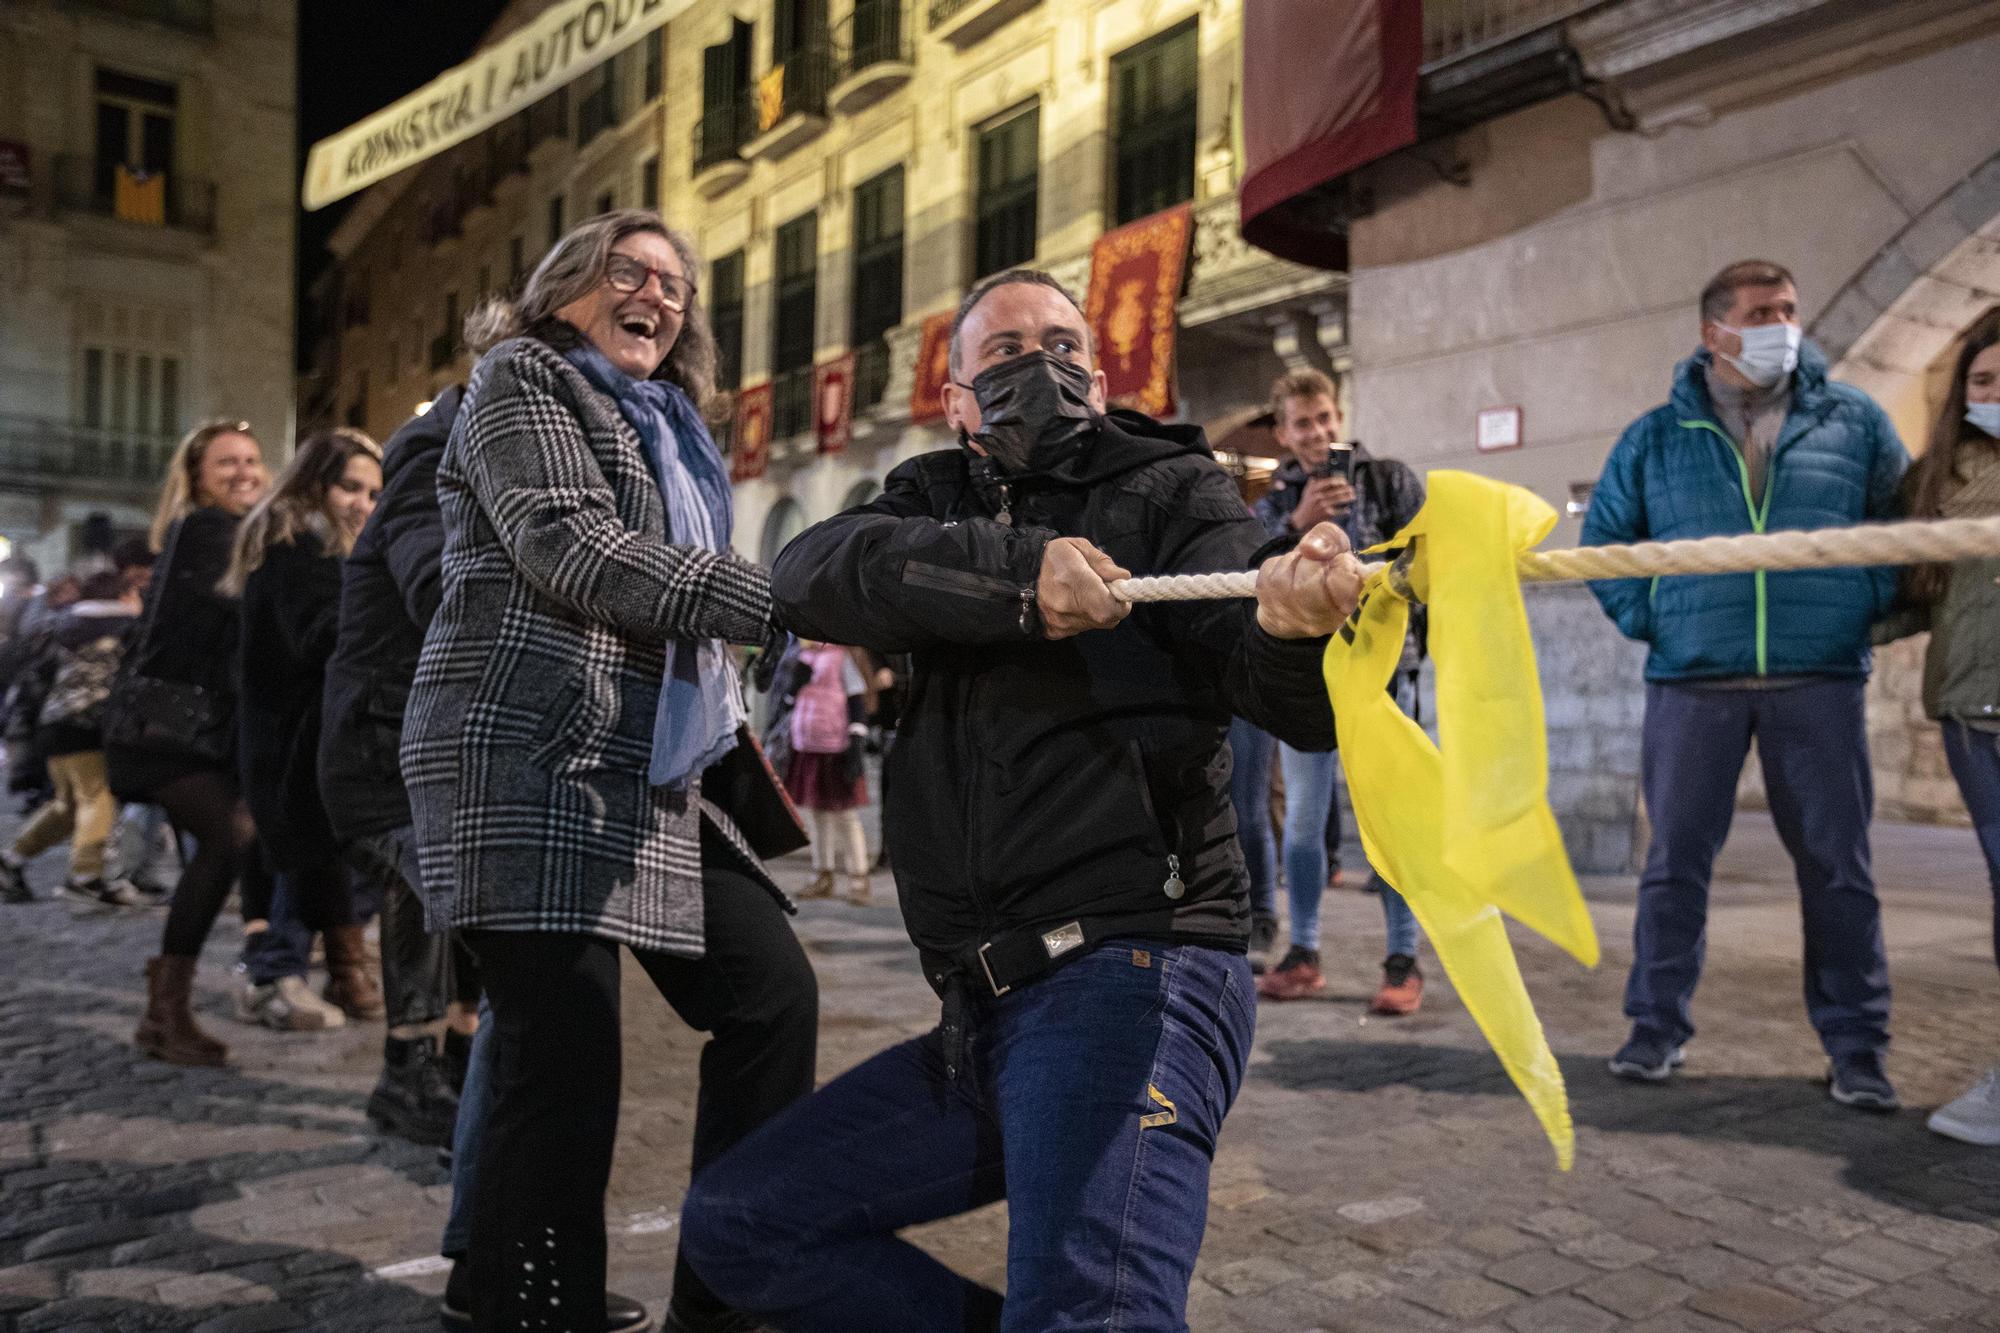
left=525, top=681, right=590, bottom=771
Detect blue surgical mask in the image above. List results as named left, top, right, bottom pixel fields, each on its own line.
left=1717, top=321, right=1801, bottom=388
left=1968, top=401, right=2000, bottom=439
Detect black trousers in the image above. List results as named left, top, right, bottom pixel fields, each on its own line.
left=465, top=862, right=818, bottom=1333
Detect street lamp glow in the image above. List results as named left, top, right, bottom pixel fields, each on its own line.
left=416, top=400, right=434, bottom=416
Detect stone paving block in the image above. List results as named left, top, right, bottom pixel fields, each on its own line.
left=1711, top=1223, right=1825, bottom=1265
left=19, top=1217, right=158, bottom=1262
left=1772, top=1205, right=1876, bottom=1242
left=1575, top=1267, right=1695, bottom=1319
left=1261, top=1214, right=1344, bottom=1247
left=17, top=1297, right=142, bottom=1330
left=1873, top=1271, right=1985, bottom=1320
left=189, top=1306, right=308, bottom=1333
left=1500, top=1293, right=1618, bottom=1333
left=1204, top=1254, right=1308, bottom=1298
left=1306, top=1269, right=1403, bottom=1302
left=1685, top=1281, right=1816, bottom=1331
left=1617, top=1209, right=1723, bottom=1253
left=0, top=1263, right=60, bottom=1303
left=1820, top=1234, right=1948, bottom=1282
left=1624, top=1311, right=1739, bottom=1333
left=1557, top=1231, right=1659, bottom=1270
left=1346, top=1215, right=1454, bottom=1254
left=1459, top=1224, right=1539, bottom=1259
left=1629, top=1175, right=1717, bottom=1207
left=1812, top=1304, right=1926, bottom=1333
left=1405, top=1274, right=1519, bottom=1321
left=1486, top=1249, right=1596, bottom=1295
left=1672, top=1194, right=1770, bottom=1229
left=1941, top=1248, right=2000, bottom=1296
left=1647, top=1244, right=1767, bottom=1289
left=1519, top=1207, right=1600, bottom=1241
left=1769, top=1262, right=1878, bottom=1302
left=1881, top=1214, right=1997, bottom=1256
left=1336, top=1196, right=1425, bottom=1225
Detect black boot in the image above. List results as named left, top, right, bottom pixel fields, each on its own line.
left=442, top=1259, right=653, bottom=1332
left=366, top=1035, right=459, bottom=1148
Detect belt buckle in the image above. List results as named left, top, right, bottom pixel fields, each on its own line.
left=977, top=940, right=1011, bottom=997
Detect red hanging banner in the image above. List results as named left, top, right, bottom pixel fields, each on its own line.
left=1084, top=203, right=1193, bottom=419
left=731, top=382, right=773, bottom=482
left=814, top=352, right=855, bottom=455
left=908, top=310, right=955, bottom=426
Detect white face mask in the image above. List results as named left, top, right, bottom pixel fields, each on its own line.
left=1968, top=401, right=2000, bottom=439
left=1717, top=321, right=1801, bottom=388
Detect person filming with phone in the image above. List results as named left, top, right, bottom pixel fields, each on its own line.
left=1249, top=370, right=1431, bottom=1010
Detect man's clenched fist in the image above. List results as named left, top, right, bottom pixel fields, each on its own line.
left=1037, top=537, right=1131, bottom=639
left=1256, top=522, right=1367, bottom=639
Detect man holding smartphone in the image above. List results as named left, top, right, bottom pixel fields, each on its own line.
left=1250, top=370, right=1430, bottom=1011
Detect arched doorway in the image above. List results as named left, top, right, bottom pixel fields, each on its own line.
left=760, top=497, right=806, bottom=569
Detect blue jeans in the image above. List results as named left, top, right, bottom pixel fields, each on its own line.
left=1940, top=719, right=2000, bottom=973
left=439, top=996, right=494, bottom=1257
left=1227, top=718, right=1278, bottom=919
left=681, top=940, right=1256, bottom=1333
left=1626, top=679, right=1890, bottom=1056
left=243, top=870, right=311, bottom=986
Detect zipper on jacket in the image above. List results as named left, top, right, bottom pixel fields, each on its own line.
left=1682, top=418, right=1775, bottom=675
left=995, top=483, right=1013, bottom=527
left=902, top=562, right=1026, bottom=600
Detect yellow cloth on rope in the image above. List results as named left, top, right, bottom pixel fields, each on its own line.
left=1325, top=470, right=1600, bottom=1168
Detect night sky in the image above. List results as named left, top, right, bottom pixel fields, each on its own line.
left=294, top=0, right=509, bottom=364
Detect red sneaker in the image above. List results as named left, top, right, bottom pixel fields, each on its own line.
left=1370, top=953, right=1423, bottom=1015
left=1256, top=947, right=1326, bottom=1001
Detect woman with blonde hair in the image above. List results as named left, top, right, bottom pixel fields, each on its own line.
left=225, top=428, right=385, bottom=1033
left=107, top=418, right=268, bottom=1066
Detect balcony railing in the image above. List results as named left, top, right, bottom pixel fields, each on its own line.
left=835, top=0, right=910, bottom=77
left=929, top=0, right=979, bottom=26
left=0, top=414, right=176, bottom=493
left=693, top=96, right=754, bottom=173
left=853, top=339, right=891, bottom=410
left=68, top=0, right=213, bottom=34
left=52, top=155, right=215, bottom=237
left=1422, top=0, right=1605, bottom=66
left=772, top=367, right=814, bottom=441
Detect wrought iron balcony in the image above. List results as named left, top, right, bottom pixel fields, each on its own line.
left=744, top=44, right=834, bottom=159
left=0, top=414, right=176, bottom=496
left=831, top=1, right=913, bottom=115
left=853, top=339, right=891, bottom=411
left=1423, top=0, right=1606, bottom=66
left=928, top=0, right=1039, bottom=48
left=51, top=155, right=215, bottom=238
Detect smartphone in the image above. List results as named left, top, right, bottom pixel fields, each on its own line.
left=1309, top=443, right=1356, bottom=483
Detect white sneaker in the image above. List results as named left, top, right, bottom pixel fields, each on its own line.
left=237, top=975, right=348, bottom=1031
left=1928, top=1067, right=2000, bottom=1146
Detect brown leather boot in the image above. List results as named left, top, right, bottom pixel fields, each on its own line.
left=135, top=955, right=228, bottom=1066
left=322, top=925, right=386, bottom=1020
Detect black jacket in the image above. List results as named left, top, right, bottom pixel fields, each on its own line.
left=318, top=389, right=458, bottom=843
left=771, top=410, right=1336, bottom=973
left=238, top=529, right=343, bottom=871
left=107, top=507, right=242, bottom=792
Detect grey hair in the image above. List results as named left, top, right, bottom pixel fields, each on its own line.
left=463, top=208, right=719, bottom=410
left=947, top=268, right=1090, bottom=380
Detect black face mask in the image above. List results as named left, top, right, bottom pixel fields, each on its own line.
left=956, top=351, right=1098, bottom=475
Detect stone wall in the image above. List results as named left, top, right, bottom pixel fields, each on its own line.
left=1528, top=584, right=1649, bottom=875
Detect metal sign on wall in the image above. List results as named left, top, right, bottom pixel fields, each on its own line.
left=301, top=0, right=692, bottom=211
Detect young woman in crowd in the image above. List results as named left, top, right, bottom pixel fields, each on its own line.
left=0, top=570, right=144, bottom=906
left=784, top=639, right=872, bottom=905
left=221, top=427, right=384, bottom=1032
left=107, top=418, right=269, bottom=1067
left=1897, top=307, right=2000, bottom=1147
left=400, top=210, right=817, bottom=1332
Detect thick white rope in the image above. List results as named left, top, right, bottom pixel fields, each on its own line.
left=1109, top=514, right=2000, bottom=603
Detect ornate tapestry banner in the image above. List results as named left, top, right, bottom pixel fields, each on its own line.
left=814, top=352, right=855, bottom=455
left=1084, top=204, right=1193, bottom=419
left=732, top=382, right=773, bottom=482
left=908, top=310, right=954, bottom=426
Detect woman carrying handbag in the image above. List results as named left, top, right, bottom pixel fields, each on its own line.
left=107, top=418, right=269, bottom=1067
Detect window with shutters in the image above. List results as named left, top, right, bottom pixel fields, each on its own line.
left=93, top=69, right=175, bottom=206
left=850, top=166, right=904, bottom=408
left=972, top=103, right=1038, bottom=279
left=640, top=157, right=660, bottom=212
left=696, top=21, right=755, bottom=171
left=644, top=29, right=664, bottom=102
left=711, top=250, right=746, bottom=391
left=1109, top=19, right=1198, bottom=226
left=771, top=212, right=818, bottom=438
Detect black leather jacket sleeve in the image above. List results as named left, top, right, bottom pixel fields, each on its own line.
left=771, top=469, right=1054, bottom=651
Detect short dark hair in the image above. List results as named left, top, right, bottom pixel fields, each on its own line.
left=948, top=269, right=1089, bottom=379
left=1700, top=260, right=1795, bottom=324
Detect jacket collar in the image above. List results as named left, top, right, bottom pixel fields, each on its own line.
left=1670, top=339, right=1830, bottom=424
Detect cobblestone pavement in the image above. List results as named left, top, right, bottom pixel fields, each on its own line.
left=2, top=809, right=1998, bottom=1332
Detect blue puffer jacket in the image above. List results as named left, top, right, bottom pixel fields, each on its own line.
left=1582, top=341, right=1908, bottom=682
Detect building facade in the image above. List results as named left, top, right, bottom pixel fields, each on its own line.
left=308, top=0, right=1352, bottom=567
left=0, top=0, right=297, bottom=570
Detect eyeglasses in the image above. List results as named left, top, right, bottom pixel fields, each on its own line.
left=605, top=254, right=695, bottom=312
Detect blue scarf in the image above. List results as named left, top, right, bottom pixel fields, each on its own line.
left=565, top=341, right=744, bottom=791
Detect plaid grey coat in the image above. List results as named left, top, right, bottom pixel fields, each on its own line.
left=401, top=335, right=775, bottom=956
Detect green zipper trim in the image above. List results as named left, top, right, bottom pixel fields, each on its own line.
left=1681, top=418, right=1774, bottom=675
